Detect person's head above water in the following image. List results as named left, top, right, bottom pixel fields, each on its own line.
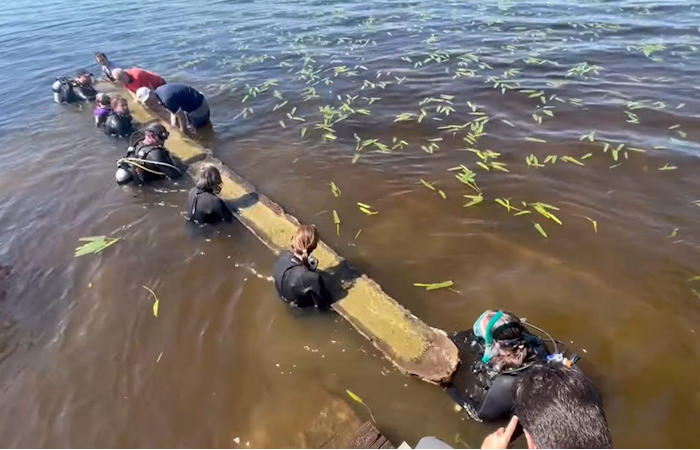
left=195, top=165, right=223, bottom=194
left=514, top=364, right=612, bottom=449
left=76, top=69, right=93, bottom=86
left=94, top=52, right=108, bottom=66
left=112, top=68, right=130, bottom=84
left=96, top=92, right=111, bottom=108
left=291, top=224, right=319, bottom=266
left=473, top=310, right=528, bottom=371
left=111, top=96, right=129, bottom=115
left=142, top=122, right=169, bottom=145
left=136, top=87, right=158, bottom=108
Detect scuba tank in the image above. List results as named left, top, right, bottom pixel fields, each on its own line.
left=52, top=77, right=75, bottom=103
left=115, top=130, right=145, bottom=184
left=116, top=124, right=178, bottom=184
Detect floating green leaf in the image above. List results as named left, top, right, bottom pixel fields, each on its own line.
left=463, top=193, right=483, bottom=207
left=531, top=203, right=562, bottom=225
left=561, top=155, right=585, bottom=166
left=142, top=285, right=159, bottom=318
left=585, top=216, right=598, bottom=234
left=525, top=137, right=547, bottom=143
left=330, top=182, right=341, bottom=197
left=420, top=179, right=436, bottom=191
left=74, top=236, right=120, bottom=257
left=534, top=222, right=548, bottom=238
left=333, top=210, right=340, bottom=236
left=346, top=389, right=376, bottom=423
left=658, top=163, right=677, bottom=171
left=413, top=280, right=454, bottom=291
left=357, top=202, right=379, bottom=215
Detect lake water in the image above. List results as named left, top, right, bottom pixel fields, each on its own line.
left=0, top=0, right=699, bottom=447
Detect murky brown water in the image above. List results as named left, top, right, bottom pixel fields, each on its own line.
left=1, top=0, right=700, bottom=447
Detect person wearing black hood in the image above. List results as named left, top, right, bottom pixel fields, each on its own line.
left=115, top=123, right=181, bottom=185
left=186, top=165, right=233, bottom=224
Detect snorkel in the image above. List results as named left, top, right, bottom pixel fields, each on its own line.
left=474, top=310, right=506, bottom=364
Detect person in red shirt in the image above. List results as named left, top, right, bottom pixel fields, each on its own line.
left=112, top=67, right=166, bottom=93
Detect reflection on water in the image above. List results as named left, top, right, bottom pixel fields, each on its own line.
left=0, top=0, right=699, bottom=447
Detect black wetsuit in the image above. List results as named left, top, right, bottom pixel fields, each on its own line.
left=446, top=330, right=549, bottom=422
left=186, top=188, right=233, bottom=224
left=104, top=113, right=134, bottom=137
left=127, top=141, right=180, bottom=184
left=273, top=251, right=331, bottom=309
left=53, top=78, right=96, bottom=103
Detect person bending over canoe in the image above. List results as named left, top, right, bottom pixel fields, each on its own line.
left=115, top=123, right=181, bottom=185
left=187, top=165, right=233, bottom=224
left=136, top=84, right=211, bottom=134
left=273, top=225, right=332, bottom=309
left=52, top=69, right=97, bottom=103
left=112, top=67, right=166, bottom=93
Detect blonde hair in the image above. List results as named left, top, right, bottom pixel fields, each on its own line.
left=291, top=224, right=318, bottom=266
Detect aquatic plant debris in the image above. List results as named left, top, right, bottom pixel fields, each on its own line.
left=333, top=210, right=340, bottom=236
left=357, top=202, right=379, bottom=215
left=74, top=236, right=120, bottom=257
left=585, top=216, right=598, bottom=234
left=413, top=280, right=454, bottom=291
left=346, top=389, right=376, bottom=423
left=534, top=222, right=548, bottom=238
left=330, top=181, right=341, bottom=197
left=142, top=285, right=160, bottom=318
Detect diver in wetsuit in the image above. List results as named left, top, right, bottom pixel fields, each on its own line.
left=273, top=224, right=332, bottom=309
left=104, top=95, right=134, bottom=137
left=187, top=165, right=233, bottom=224
left=115, top=123, right=181, bottom=185
left=446, top=310, right=566, bottom=422
left=52, top=69, right=97, bottom=103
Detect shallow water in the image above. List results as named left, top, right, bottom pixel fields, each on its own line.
left=1, top=0, right=699, bottom=447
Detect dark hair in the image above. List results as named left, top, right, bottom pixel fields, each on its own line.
left=94, top=52, right=107, bottom=60
left=196, top=165, right=223, bottom=194
left=515, top=364, right=612, bottom=449
left=492, top=312, right=524, bottom=341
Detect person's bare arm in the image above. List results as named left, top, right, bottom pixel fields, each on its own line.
left=481, top=416, right=519, bottom=449
left=174, top=109, right=193, bottom=134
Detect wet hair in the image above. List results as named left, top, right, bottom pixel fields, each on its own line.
left=94, top=52, right=107, bottom=61
left=110, top=95, right=129, bottom=112
left=291, top=224, right=318, bottom=266
left=195, top=165, right=223, bottom=194
left=96, top=93, right=111, bottom=106
left=514, top=364, right=612, bottom=449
